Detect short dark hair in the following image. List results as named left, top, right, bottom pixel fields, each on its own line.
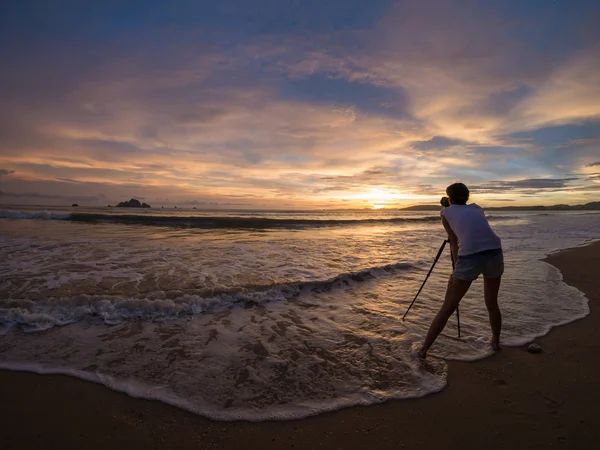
left=446, top=183, right=469, bottom=205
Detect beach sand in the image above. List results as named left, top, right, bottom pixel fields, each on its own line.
left=1, top=241, right=599, bottom=449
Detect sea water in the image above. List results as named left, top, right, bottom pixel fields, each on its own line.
left=0, top=206, right=598, bottom=420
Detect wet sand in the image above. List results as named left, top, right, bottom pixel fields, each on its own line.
left=1, top=241, right=599, bottom=449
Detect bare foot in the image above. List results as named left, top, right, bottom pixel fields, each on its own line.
left=489, top=338, right=500, bottom=351
left=412, top=342, right=427, bottom=358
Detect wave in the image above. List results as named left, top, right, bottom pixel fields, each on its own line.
left=0, top=210, right=71, bottom=220
left=0, top=261, right=415, bottom=333
left=0, top=210, right=515, bottom=229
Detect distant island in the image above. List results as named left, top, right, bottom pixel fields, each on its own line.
left=115, top=199, right=151, bottom=208
left=401, top=201, right=600, bottom=211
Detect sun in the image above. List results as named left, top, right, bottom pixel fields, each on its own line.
left=366, top=189, right=398, bottom=209
left=334, top=187, right=434, bottom=209
left=341, top=188, right=433, bottom=209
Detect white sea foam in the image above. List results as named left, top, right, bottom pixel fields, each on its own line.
left=0, top=258, right=415, bottom=332
left=0, top=288, right=450, bottom=421
left=0, top=358, right=448, bottom=421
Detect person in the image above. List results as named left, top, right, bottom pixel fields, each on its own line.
left=417, top=182, right=503, bottom=358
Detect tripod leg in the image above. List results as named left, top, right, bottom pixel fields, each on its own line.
left=402, top=240, right=447, bottom=320
left=456, top=303, right=461, bottom=338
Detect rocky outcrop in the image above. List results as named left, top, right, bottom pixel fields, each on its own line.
left=115, top=199, right=151, bottom=208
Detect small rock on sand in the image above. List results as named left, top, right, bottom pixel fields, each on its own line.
left=527, top=343, right=542, bottom=354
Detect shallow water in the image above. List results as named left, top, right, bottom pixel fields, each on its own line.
left=0, top=207, right=598, bottom=420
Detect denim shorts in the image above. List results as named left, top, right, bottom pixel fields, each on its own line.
left=453, top=248, right=504, bottom=281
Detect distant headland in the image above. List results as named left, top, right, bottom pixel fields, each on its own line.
left=115, top=199, right=151, bottom=208
left=401, top=201, right=600, bottom=211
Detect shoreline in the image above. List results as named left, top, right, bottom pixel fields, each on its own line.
left=1, top=240, right=599, bottom=449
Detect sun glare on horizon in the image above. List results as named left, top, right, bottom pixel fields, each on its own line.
left=357, top=189, right=437, bottom=210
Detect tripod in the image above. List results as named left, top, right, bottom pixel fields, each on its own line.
left=402, top=239, right=461, bottom=338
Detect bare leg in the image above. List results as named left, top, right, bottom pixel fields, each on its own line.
left=483, top=276, right=502, bottom=350
left=419, top=275, right=472, bottom=356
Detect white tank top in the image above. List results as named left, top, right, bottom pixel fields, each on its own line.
left=440, top=204, right=502, bottom=256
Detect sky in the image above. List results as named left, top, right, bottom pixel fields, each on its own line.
left=1, top=0, right=599, bottom=209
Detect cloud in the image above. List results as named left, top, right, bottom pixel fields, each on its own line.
left=180, top=199, right=247, bottom=207
left=0, top=190, right=106, bottom=202
left=1, top=0, right=599, bottom=207
left=410, top=136, right=465, bottom=151
left=278, top=74, right=411, bottom=120
left=515, top=46, right=600, bottom=130
left=469, top=177, right=580, bottom=193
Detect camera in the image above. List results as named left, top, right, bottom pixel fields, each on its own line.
left=440, top=196, right=450, bottom=208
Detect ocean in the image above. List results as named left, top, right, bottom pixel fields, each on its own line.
left=0, top=206, right=598, bottom=420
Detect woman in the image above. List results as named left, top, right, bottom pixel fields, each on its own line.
left=418, top=182, right=504, bottom=358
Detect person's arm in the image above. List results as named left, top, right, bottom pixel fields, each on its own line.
left=442, top=216, right=459, bottom=262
